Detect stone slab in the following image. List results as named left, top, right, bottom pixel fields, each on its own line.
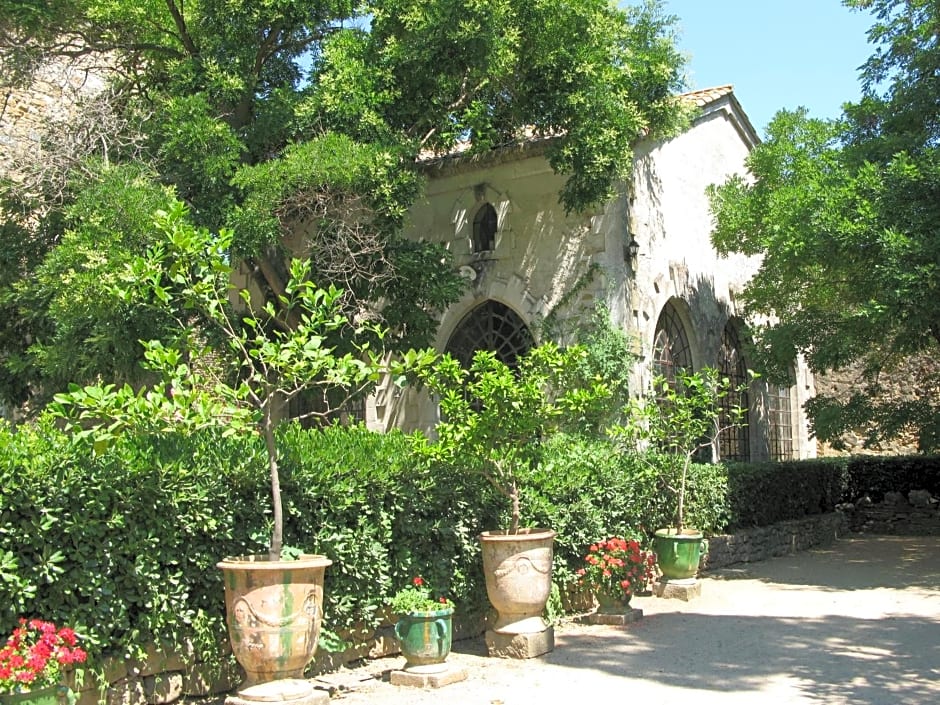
left=654, top=578, right=702, bottom=601
left=584, top=607, right=644, bottom=626
left=225, top=679, right=328, bottom=705
left=485, top=626, right=554, bottom=659
left=389, top=664, right=468, bottom=688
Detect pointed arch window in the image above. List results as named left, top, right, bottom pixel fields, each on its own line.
left=717, top=322, right=750, bottom=462
left=652, top=302, right=693, bottom=384
left=472, top=203, right=498, bottom=253
left=445, top=300, right=533, bottom=369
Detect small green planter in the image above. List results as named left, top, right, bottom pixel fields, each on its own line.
left=653, top=528, right=707, bottom=580
left=0, top=686, right=71, bottom=705
left=394, top=607, right=454, bottom=669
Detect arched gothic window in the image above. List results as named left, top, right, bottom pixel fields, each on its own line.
left=717, top=322, right=750, bottom=462
left=652, top=302, right=693, bottom=384
left=472, top=203, right=498, bottom=253
left=445, top=300, right=533, bottom=369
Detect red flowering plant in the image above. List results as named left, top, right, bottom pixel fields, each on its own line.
left=389, top=576, right=455, bottom=615
left=576, top=537, right=657, bottom=603
left=0, top=619, right=87, bottom=694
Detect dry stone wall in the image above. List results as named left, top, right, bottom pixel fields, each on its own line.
left=842, top=490, right=940, bottom=536
left=701, top=513, right=849, bottom=570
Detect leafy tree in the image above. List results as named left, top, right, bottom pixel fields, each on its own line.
left=0, top=0, right=688, bottom=413
left=708, top=0, right=940, bottom=451
left=405, top=343, right=611, bottom=535
left=51, top=201, right=385, bottom=558
left=611, top=368, right=745, bottom=531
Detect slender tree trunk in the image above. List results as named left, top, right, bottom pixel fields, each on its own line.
left=676, top=454, right=691, bottom=532
left=263, top=406, right=283, bottom=560
left=509, top=481, right=520, bottom=535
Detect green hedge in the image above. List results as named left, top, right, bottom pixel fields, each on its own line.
left=3, top=420, right=933, bottom=669
left=724, top=458, right=850, bottom=528
left=844, top=454, right=940, bottom=502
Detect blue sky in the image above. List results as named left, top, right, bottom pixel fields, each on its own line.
left=662, top=1, right=876, bottom=135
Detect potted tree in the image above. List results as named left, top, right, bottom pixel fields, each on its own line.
left=614, top=367, right=746, bottom=581
left=52, top=203, right=385, bottom=689
left=404, top=343, right=609, bottom=656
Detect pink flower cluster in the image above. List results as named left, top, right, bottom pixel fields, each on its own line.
left=576, top=537, right=657, bottom=600
left=0, top=619, right=87, bottom=694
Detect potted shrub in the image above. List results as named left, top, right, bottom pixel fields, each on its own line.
left=614, top=367, right=746, bottom=580
left=389, top=577, right=455, bottom=672
left=0, top=619, right=86, bottom=705
left=52, top=203, right=385, bottom=687
left=576, top=537, right=656, bottom=613
left=404, top=343, right=609, bottom=650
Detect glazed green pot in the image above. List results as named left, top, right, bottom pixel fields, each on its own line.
left=0, top=686, right=70, bottom=705
left=394, top=607, right=454, bottom=668
left=653, top=528, right=707, bottom=580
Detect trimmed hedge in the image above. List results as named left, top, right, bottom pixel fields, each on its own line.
left=725, top=458, right=849, bottom=529
left=844, top=454, right=940, bottom=502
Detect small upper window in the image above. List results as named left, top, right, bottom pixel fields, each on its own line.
left=473, top=203, right=498, bottom=253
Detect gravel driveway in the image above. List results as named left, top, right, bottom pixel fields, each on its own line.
left=325, top=535, right=940, bottom=705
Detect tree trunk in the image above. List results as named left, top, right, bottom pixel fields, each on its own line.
left=262, top=406, right=283, bottom=560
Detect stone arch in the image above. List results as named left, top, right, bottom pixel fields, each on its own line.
left=652, top=298, right=696, bottom=383
left=444, top=299, right=534, bottom=369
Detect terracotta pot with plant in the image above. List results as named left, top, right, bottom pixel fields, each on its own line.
left=576, top=537, right=656, bottom=613
left=615, top=367, right=746, bottom=581
left=53, top=203, right=386, bottom=689
left=405, top=342, right=609, bottom=650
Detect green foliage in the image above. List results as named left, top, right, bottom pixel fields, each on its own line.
left=844, top=454, right=940, bottom=502
left=51, top=201, right=386, bottom=558
left=405, top=342, right=612, bottom=534
left=4, top=418, right=888, bottom=664
left=0, top=419, right=262, bottom=659
left=529, top=434, right=729, bottom=576
left=1, top=0, right=688, bottom=413
left=1, top=164, right=177, bottom=407
left=611, top=368, right=746, bottom=530
left=709, top=0, right=940, bottom=449
left=724, top=459, right=849, bottom=529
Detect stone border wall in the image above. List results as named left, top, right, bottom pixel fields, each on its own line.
left=701, top=512, right=849, bottom=571
left=842, top=490, right=940, bottom=535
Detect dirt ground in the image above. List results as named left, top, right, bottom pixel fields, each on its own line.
left=322, top=535, right=940, bottom=705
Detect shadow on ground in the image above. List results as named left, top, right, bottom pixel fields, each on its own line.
left=547, top=611, right=939, bottom=703
left=708, top=536, right=940, bottom=592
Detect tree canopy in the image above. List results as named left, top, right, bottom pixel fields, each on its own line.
left=708, top=0, right=940, bottom=451
left=0, top=0, right=688, bottom=413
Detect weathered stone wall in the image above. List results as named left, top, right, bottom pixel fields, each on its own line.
left=815, top=353, right=940, bottom=457
left=841, top=490, right=940, bottom=535
left=0, top=54, right=108, bottom=185
left=702, top=513, right=849, bottom=570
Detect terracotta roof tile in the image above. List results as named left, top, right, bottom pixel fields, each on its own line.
left=680, top=84, right=735, bottom=107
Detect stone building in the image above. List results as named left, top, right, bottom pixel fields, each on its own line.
left=371, top=86, right=817, bottom=462
left=1, top=60, right=819, bottom=460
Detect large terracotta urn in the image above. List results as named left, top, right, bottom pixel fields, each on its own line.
left=217, top=554, right=331, bottom=687
left=479, top=528, right=555, bottom=634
